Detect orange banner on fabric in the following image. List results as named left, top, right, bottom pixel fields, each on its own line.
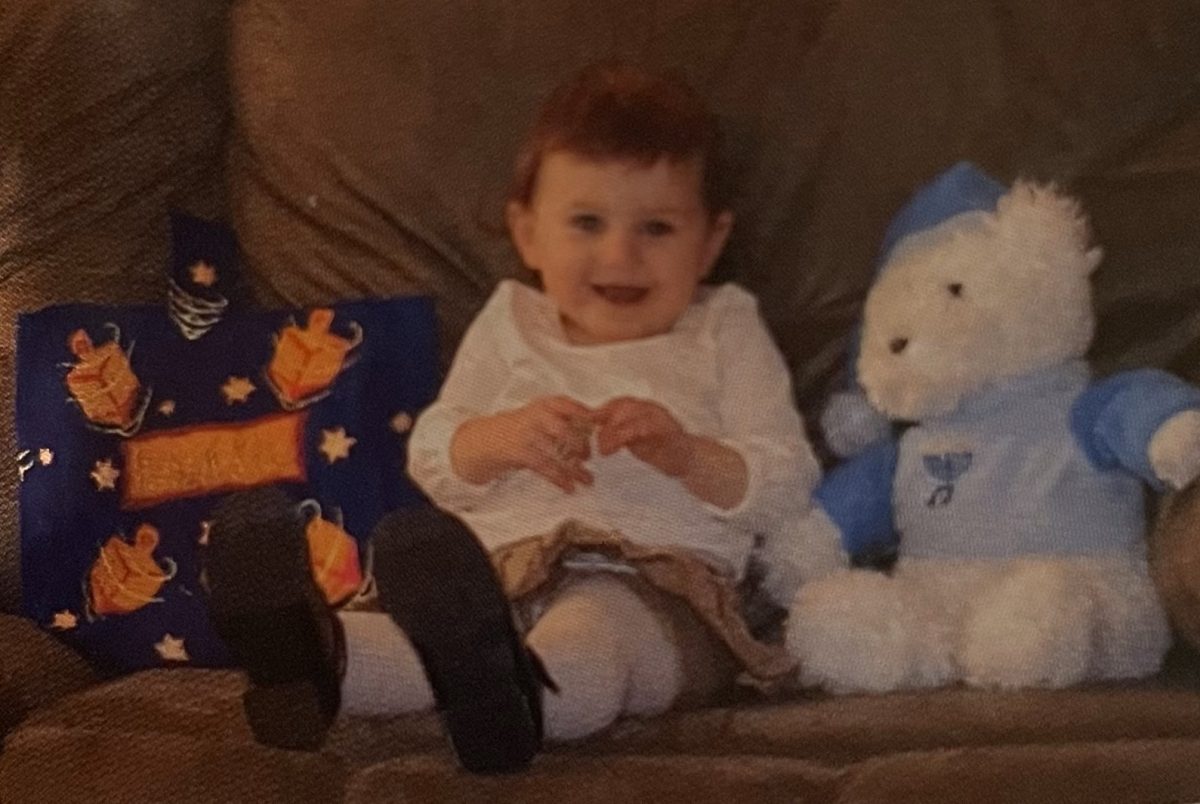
left=120, top=413, right=307, bottom=510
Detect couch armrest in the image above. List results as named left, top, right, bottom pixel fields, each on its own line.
left=0, top=614, right=98, bottom=736
left=1152, top=480, right=1200, bottom=656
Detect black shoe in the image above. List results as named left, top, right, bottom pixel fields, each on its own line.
left=205, top=487, right=345, bottom=751
left=372, top=507, right=553, bottom=774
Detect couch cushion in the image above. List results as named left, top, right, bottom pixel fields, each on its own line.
left=8, top=668, right=1200, bottom=803
left=590, top=682, right=1200, bottom=766
left=0, top=671, right=347, bottom=804
left=0, top=613, right=95, bottom=736
left=346, top=754, right=842, bottom=804
left=837, top=739, right=1200, bottom=804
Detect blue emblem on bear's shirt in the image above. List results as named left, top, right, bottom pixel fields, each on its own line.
left=922, top=451, right=973, bottom=507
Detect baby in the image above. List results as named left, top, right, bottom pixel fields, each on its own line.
left=205, top=62, right=819, bottom=774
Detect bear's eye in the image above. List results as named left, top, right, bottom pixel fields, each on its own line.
left=947, top=282, right=964, bottom=298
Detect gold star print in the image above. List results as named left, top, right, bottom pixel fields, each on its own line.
left=157, top=399, right=176, bottom=416
left=51, top=610, right=78, bottom=630
left=189, top=261, right=217, bottom=288
left=319, top=427, right=357, bottom=464
left=38, top=448, right=53, bottom=466
left=390, top=412, right=414, bottom=434
left=90, top=459, right=120, bottom=491
left=221, top=376, right=256, bottom=404
left=155, top=634, right=190, bottom=663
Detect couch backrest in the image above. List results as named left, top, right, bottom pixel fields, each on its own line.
left=0, top=0, right=229, bottom=612
left=226, top=0, right=1200, bottom=405
left=3, top=0, right=1200, bottom=614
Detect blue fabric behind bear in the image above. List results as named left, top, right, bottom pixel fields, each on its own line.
left=15, top=215, right=439, bottom=674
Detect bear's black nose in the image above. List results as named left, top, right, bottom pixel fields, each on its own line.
left=889, top=337, right=909, bottom=355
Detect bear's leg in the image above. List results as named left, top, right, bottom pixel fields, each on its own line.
left=527, top=573, right=685, bottom=741
left=1080, top=557, right=1171, bottom=681
left=958, top=559, right=1093, bottom=689
left=786, top=565, right=956, bottom=694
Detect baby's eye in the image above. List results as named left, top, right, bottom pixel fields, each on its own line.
left=947, top=282, right=964, bottom=298
left=570, top=214, right=603, bottom=233
left=642, top=220, right=675, bottom=237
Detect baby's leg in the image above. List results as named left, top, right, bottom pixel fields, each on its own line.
left=369, top=506, right=544, bottom=773
left=527, top=574, right=685, bottom=741
left=338, top=611, right=434, bottom=715
left=205, top=487, right=343, bottom=751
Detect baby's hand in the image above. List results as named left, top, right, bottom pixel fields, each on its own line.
left=451, top=396, right=595, bottom=492
left=594, top=397, right=695, bottom=478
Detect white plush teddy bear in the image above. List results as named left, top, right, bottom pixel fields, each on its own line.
left=785, top=162, right=1200, bottom=693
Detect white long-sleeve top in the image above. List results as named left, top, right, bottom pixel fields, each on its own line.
left=407, top=279, right=819, bottom=577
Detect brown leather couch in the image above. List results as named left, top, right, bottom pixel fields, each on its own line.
left=3, top=2, right=1200, bottom=801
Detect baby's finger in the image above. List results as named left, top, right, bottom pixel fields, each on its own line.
left=533, top=419, right=590, bottom=463
left=532, top=433, right=593, bottom=484
left=540, top=395, right=594, bottom=423
left=597, top=418, right=638, bottom=455
left=535, top=410, right=590, bottom=460
left=595, top=421, right=619, bottom=455
left=598, top=416, right=664, bottom=455
left=593, top=396, right=639, bottom=424
left=534, top=405, right=594, bottom=452
left=595, top=404, right=641, bottom=453
left=521, top=440, right=572, bottom=492
left=530, top=453, right=592, bottom=493
left=560, top=420, right=594, bottom=460
left=566, top=460, right=594, bottom=487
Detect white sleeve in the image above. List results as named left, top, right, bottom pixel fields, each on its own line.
left=407, top=286, right=514, bottom=513
left=703, top=289, right=821, bottom=533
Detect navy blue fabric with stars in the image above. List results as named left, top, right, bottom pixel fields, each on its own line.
left=15, top=214, right=439, bottom=674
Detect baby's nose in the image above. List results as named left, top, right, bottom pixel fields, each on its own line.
left=598, top=231, right=639, bottom=270
left=889, top=337, right=909, bottom=355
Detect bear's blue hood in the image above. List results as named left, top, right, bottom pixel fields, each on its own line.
left=876, top=161, right=1007, bottom=269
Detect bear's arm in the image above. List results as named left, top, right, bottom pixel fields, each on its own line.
left=1070, top=369, right=1200, bottom=491
left=813, top=436, right=900, bottom=559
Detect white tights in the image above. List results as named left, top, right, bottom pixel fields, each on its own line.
left=337, top=573, right=685, bottom=741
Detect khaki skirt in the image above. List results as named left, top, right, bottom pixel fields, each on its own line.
left=346, top=518, right=798, bottom=701
left=490, top=520, right=797, bottom=697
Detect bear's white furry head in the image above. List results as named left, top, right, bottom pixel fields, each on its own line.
left=857, top=179, right=1103, bottom=421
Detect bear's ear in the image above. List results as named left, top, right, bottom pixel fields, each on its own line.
left=992, top=179, right=1102, bottom=277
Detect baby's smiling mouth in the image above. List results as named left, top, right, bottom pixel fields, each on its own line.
left=592, top=285, right=649, bottom=304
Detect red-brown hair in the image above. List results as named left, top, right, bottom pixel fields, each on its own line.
left=509, top=62, right=728, bottom=214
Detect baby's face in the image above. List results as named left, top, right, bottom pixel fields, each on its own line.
left=508, top=151, right=732, bottom=345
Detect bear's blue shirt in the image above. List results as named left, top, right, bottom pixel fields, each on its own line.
left=819, top=360, right=1200, bottom=561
